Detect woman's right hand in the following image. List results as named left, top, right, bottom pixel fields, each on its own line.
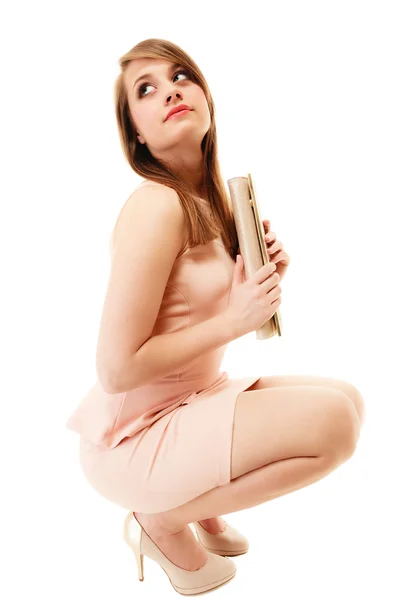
left=222, top=255, right=282, bottom=338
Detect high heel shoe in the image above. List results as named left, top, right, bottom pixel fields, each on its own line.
left=192, top=520, right=249, bottom=557
left=123, top=511, right=237, bottom=595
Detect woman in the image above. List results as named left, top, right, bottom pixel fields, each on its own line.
left=66, top=38, right=366, bottom=595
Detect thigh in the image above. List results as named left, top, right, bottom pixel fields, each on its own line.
left=246, top=374, right=365, bottom=425
left=230, top=385, right=360, bottom=480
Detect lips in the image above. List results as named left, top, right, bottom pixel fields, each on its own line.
left=165, top=104, right=192, bottom=121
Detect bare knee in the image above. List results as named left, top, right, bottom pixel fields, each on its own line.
left=343, top=381, right=366, bottom=427
left=322, top=389, right=361, bottom=461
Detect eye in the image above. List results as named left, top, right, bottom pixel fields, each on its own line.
left=137, top=69, right=190, bottom=98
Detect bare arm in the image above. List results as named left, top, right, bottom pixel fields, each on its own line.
left=109, top=312, right=236, bottom=394
left=96, top=182, right=238, bottom=394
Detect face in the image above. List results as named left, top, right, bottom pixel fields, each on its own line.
left=123, top=58, right=211, bottom=155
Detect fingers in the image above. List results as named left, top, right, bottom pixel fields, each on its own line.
left=267, top=240, right=282, bottom=255
left=265, top=231, right=274, bottom=242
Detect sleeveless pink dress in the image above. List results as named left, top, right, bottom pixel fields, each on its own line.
left=66, top=183, right=261, bottom=513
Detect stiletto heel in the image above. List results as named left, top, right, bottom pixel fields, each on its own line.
left=122, top=511, right=237, bottom=595
left=123, top=511, right=144, bottom=581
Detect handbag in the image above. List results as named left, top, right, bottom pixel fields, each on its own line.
left=227, top=173, right=282, bottom=339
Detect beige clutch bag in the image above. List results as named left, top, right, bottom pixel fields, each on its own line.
left=227, top=173, right=282, bottom=340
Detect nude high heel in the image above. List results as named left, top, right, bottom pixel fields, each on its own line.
left=122, top=511, right=237, bottom=595
left=192, top=520, right=249, bottom=557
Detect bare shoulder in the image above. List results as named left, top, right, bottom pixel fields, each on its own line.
left=111, top=180, right=188, bottom=253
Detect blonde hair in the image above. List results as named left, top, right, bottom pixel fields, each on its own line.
left=114, top=38, right=239, bottom=259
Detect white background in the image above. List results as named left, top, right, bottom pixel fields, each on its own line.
left=1, top=1, right=399, bottom=598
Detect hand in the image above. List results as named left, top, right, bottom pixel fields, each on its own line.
left=262, top=219, right=290, bottom=281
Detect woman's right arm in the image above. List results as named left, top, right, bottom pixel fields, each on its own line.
left=111, top=311, right=235, bottom=394
left=95, top=183, right=236, bottom=394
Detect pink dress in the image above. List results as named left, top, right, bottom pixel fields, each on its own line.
left=66, top=185, right=261, bottom=513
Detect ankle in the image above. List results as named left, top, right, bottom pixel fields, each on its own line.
left=198, top=517, right=227, bottom=533
left=134, top=511, right=183, bottom=535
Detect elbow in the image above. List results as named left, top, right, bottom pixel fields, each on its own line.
left=103, top=375, right=119, bottom=395
left=96, top=362, right=120, bottom=395
left=97, top=351, right=141, bottom=394
left=97, top=360, right=140, bottom=395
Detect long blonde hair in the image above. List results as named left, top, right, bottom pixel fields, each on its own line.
left=114, top=38, right=239, bottom=260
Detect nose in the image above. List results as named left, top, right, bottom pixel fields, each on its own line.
left=167, top=91, right=183, bottom=103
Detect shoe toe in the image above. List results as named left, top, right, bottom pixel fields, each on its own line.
left=193, top=522, right=249, bottom=555
left=171, top=552, right=236, bottom=595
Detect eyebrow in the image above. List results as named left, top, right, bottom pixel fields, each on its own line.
left=132, top=62, right=182, bottom=92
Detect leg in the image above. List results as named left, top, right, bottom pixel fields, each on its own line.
left=199, top=374, right=366, bottom=534
left=245, top=374, right=366, bottom=426
left=135, top=385, right=359, bottom=569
